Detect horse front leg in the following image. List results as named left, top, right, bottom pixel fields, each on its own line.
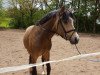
left=29, top=55, right=37, bottom=75
left=42, top=51, right=51, bottom=75
left=46, top=63, right=51, bottom=75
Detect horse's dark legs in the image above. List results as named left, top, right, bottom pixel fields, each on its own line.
left=41, top=57, right=45, bottom=74
left=46, top=63, right=51, bottom=75
left=42, top=52, right=51, bottom=75
left=29, top=55, right=37, bottom=75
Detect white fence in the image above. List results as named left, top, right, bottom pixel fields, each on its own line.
left=0, top=52, right=100, bottom=74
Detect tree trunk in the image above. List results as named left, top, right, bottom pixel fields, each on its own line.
left=93, top=0, right=99, bottom=33
left=84, top=0, right=87, bottom=32
left=76, top=0, right=80, bottom=31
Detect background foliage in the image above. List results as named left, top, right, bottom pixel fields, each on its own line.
left=0, top=0, right=100, bottom=33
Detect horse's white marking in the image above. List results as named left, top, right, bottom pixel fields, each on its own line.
left=0, top=52, right=100, bottom=73
left=71, top=32, right=79, bottom=41
left=42, top=71, right=46, bottom=75
left=69, top=17, right=79, bottom=41
left=42, top=65, right=46, bottom=75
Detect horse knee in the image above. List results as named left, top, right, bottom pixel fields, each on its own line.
left=42, top=52, right=51, bottom=75
left=29, top=55, right=37, bottom=75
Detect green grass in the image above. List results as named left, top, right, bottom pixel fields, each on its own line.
left=0, top=17, right=11, bottom=28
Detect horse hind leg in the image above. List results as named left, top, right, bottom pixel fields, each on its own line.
left=29, top=55, right=37, bottom=75
left=41, top=51, right=51, bottom=75
left=41, top=57, right=46, bottom=75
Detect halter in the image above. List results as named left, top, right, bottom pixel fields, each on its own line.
left=57, top=17, right=76, bottom=40
left=36, top=11, right=76, bottom=40
left=37, top=17, right=76, bottom=40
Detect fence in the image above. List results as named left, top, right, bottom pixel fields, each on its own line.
left=0, top=52, right=100, bottom=74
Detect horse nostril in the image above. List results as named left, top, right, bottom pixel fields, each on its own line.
left=70, top=37, right=79, bottom=44
left=75, top=37, right=79, bottom=44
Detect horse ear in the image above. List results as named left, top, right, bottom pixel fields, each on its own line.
left=59, top=6, right=65, bottom=15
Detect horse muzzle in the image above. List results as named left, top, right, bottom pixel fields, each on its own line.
left=69, top=32, right=79, bottom=44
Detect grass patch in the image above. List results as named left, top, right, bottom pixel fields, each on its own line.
left=0, top=17, right=11, bottom=28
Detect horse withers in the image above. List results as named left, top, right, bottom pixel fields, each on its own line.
left=23, top=6, right=79, bottom=75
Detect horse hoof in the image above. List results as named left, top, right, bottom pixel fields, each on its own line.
left=42, top=71, right=46, bottom=75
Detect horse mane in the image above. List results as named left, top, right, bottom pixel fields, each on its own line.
left=36, top=9, right=75, bottom=26
left=36, top=10, right=58, bottom=25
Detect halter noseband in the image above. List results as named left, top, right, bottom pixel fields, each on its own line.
left=58, top=18, right=76, bottom=40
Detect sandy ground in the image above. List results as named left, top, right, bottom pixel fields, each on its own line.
left=0, top=29, right=100, bottom=75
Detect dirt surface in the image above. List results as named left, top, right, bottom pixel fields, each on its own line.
left=0, top=29, right=100, bottom=75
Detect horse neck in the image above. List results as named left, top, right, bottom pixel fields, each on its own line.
left=40, top=19, right=56, bottom=38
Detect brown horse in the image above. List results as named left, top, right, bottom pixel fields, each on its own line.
left=23, top=6, right=79, bottom=75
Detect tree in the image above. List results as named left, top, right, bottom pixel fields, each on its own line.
left=0, top=0, right=3, bottom=25
left=93, top=0, right=100, bottom=33
left=6, top=0, right=100, bottom=33
left=0, top=0, right=2, bottom=16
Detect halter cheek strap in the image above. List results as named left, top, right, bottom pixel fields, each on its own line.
left=37, top=13, right=76, bottom=39
left=59, top=19, right=76, bottom=40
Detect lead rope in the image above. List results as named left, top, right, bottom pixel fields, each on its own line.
left=75, top=44, right=81, bottom=54
left=74, top=44, right=100, bottom=62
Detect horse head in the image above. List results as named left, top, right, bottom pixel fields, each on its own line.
left=52, top=6, right=79, bottom=44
